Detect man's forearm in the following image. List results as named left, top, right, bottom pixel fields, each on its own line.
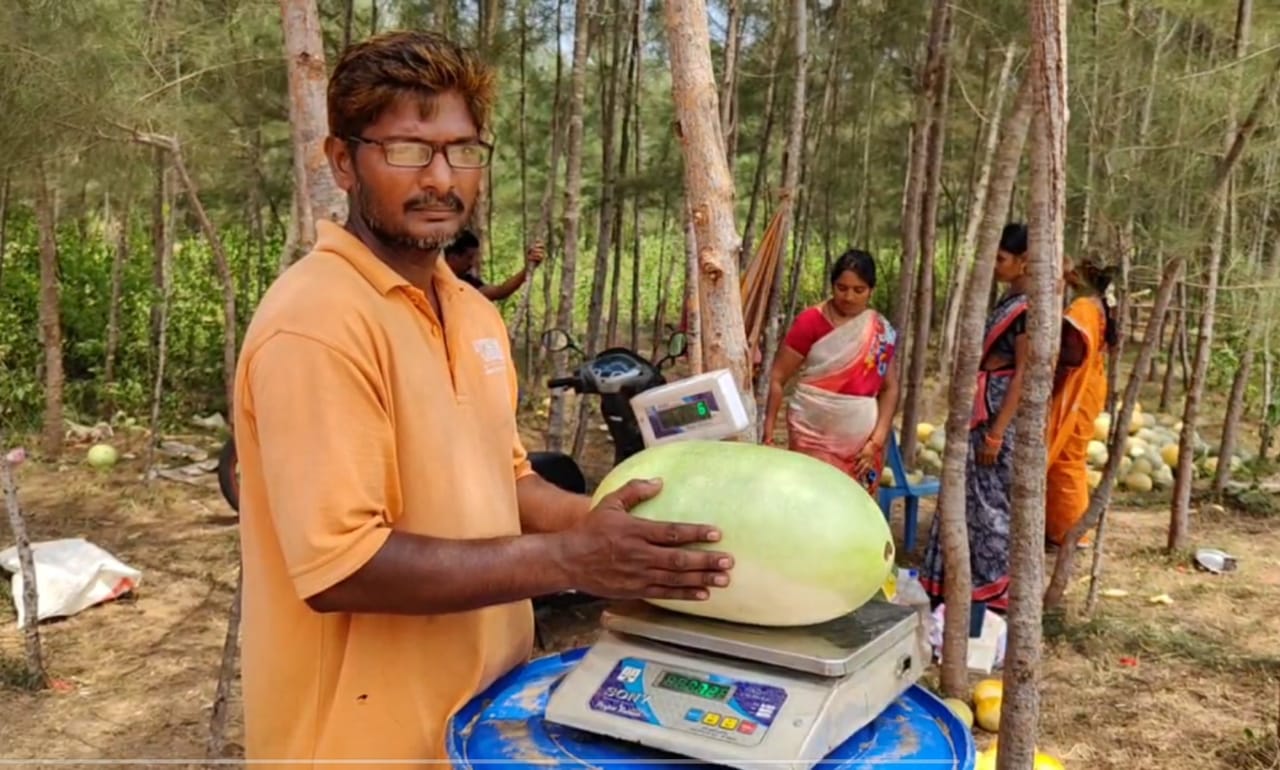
left=517, top=473, right=593, bottom=533
left=480, top=270, right=527, bottom=301
left=305, top=530, right=570, bottom=615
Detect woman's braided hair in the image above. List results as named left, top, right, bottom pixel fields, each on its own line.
left=1078, top=258, right=1120, bottom=349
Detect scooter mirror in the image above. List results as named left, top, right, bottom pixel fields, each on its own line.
left=667, top=331, right=688, bottom=357
left=541, top=328, right=573, bottom=352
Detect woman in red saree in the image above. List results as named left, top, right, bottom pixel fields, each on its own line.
left=762, top=249, right=900, bottom=496
left=1045, top=257, right=1118, bottom=547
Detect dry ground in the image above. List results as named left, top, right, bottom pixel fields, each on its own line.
left=1, top=395, right=1278, bottom=769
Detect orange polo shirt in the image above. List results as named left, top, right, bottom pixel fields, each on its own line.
left=232, top=220, right=536, bottom=768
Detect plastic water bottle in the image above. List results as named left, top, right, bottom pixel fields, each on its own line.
left=893, top=568, right=935, bottom=643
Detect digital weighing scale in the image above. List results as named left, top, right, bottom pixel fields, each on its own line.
left=543, top=601, right=926, bottom=770
left=541, top=372, right=929, bottom=770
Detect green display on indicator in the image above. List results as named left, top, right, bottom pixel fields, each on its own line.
left=656, top=399, right=714, bottom=430
left=656, top=671, right=732, bottom=701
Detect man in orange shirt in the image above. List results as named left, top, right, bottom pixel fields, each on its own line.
left=232, top=31, right=734, bottom=768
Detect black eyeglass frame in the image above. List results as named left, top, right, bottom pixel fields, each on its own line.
left=345, top=135, right=496, bottom=169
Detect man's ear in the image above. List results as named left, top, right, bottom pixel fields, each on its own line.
left=325, top=136, right=356, bottom=192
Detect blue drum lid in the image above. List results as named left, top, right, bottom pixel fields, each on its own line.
left=448, top=647, right=975, bottom=769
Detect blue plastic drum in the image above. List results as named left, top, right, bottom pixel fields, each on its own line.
left=448, top=647, right=976, bottom=769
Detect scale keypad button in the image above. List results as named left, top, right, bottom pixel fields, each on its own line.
left=684, top=708, right=703, bottom=722
left=738, top=721, right=757, bottom=735
left=701, top=713, right=720, bottom=726
left=720, top=717, right=738, bottom=730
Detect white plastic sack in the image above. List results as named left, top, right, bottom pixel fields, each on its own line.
left=928, top=602, right=1007, bottom=673
left=0, top=538, right=142, bottom=627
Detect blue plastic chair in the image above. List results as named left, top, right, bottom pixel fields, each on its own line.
left=876, top=429, right=940, bottom=553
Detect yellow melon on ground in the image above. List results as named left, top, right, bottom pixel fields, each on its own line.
left=1086, top=440, right=1107, bottom=467
left=975, top=697, right=1001, bottom=732
left=1124, top=472, right=1153, bottom=493
left=942, top=697, right=973, bottom=728
left=917, top=422, right=935, bottom=443
left=973, top=678, right=1003, bottom=703
left=1160, top=443, right=1179, bottom=467
left=976, top=741, right=1065, bottom=770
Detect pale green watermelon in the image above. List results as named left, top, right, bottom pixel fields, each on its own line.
left=591, top=440, right=896, bottom=627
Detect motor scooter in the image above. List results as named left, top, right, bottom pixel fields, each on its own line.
left=528, top=326, right=687, bottom=489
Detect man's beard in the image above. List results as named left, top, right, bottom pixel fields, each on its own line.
left=355, top=179, right=471, bottom=252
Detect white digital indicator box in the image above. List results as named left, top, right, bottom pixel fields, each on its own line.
left=629, top=369, right=751, bottom=447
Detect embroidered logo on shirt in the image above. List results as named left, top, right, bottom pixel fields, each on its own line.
left=472, top=337, right=506, bottom=375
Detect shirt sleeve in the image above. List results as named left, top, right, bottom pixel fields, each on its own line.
left=783, top=307, right=825, bottom=357
left=245, top=331, right=396, bottom=601
left=502, top=330, right=534, bottom=482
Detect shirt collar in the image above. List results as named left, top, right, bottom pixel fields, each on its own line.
left=314, top=219, right=466, bottom=297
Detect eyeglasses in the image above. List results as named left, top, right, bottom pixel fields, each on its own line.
left=347, top=136, right=493, bottom=169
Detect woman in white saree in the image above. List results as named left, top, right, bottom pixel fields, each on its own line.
left=762, top=250, right=900, bottom=495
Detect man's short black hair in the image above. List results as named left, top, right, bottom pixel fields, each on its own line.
left=446, top=230, right=480, bottom=257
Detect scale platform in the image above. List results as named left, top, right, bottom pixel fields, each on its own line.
left=542, top=600, right=927, bottom=770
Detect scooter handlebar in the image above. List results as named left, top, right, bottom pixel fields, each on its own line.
left=547, top=376, right=580, bottom=390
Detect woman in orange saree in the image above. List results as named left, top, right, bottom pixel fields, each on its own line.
left=762, top=250, right=900, bottom=496
left=1045, top=257, right=1118, bottom=547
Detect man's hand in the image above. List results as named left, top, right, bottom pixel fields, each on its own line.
left=525, top=241, right=546, bottom=270
left=553, top=478, right=734, bottom=601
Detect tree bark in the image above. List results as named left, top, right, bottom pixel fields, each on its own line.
left=718, top=0, right=741, bottom=160
left=894, top=0, right=950, bottom=467
left=996, top=0, right=1068, bottom=764
left=146, top=167, right=176, bottom=474
left=0, top=176, right=9, bottom=291
left=280, top=0, right=347, bottom=258
left=572, top=1, right=625, bottom=459
left=1169, top=53, right=1280, bottom=551
left=682, top=195, right=703, bottom=375
left=663, top=0, right=755, bottom=425
left=206, top=567, right=242, bottom=760
left=629, top=0, right=644, bottom=352
left=167, top=139, right=239, bottom=418
left=34, top=163, right=65, bottom=458
left=1, top=453, right=47, bottom=688
left=941, top=44, right=1017, bottom=371
left=545, top=0, right=591, bottom=453
left=103, top=195, right=131, bottom=413
left=1213, top=229, right=1280, bottom=495
left=935, top=76, right=1034, bottom=699
left=900, top=0, right=953, bottom=467
left=523, top=0, right=566, bottom=388
left=740, top=0, right=784, bottom=267
left=753, top=0, right=807, bottom=436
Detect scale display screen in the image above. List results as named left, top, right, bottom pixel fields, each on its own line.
left=656, top=670, right=732, bottom=701
left=654, top=399, right=713, bottom=431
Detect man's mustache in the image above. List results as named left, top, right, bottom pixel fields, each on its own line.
left=405, top=192, right=463, bottom=212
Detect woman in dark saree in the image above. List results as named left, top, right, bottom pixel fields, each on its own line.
left=920, top=223, right=1031, bottom=612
